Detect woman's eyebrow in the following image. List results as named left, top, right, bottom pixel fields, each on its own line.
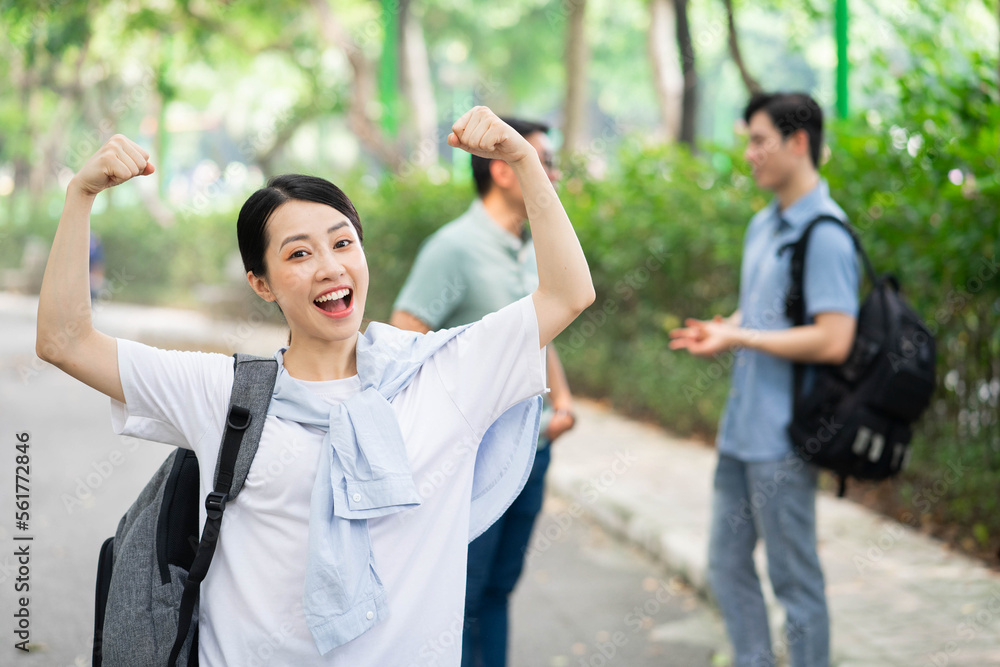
left=279, top=222, right=350, bottom=250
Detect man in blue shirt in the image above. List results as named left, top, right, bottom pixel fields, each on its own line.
left=671, top=93, right=858, bottom=667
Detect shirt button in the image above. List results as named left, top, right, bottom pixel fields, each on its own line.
left=366, top=611, right=374, bottom=620
left=352, top=493, right=362, bottom=503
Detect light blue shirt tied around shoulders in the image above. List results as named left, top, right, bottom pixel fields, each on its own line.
left=266, top=320, right=543, bottom=655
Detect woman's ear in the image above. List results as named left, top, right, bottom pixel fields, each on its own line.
left=247, top=271, right=275, bottom=302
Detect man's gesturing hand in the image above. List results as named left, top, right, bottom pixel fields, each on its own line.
left=669, top=315, right=739, bottom=358
left=447, top=107, right=532, bottom=165
left=72, top=134, right=155, bottom=197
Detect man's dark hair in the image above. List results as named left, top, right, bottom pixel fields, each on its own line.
left=743, top=92, right=824, bottom=168
left=471, top=117, right=550, bottom=197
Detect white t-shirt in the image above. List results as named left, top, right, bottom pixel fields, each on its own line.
left=111, top=296, right=546, bottom=667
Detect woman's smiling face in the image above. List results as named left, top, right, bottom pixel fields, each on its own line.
left=254, top=199, right=369, bottom=345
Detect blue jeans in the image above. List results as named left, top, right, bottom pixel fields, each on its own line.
left=708, top=454, right=829, bottom=667
left=462, top=443, right=551, bottom=667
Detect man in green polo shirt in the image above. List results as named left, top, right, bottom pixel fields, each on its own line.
left=391, top=118, right=576, bottom=667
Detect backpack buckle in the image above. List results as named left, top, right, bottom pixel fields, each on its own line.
left=227, top=406, right=251, bottom=430
left=205, top=492, right=229, bottom=520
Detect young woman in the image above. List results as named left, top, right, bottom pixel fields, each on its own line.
left=36, top=107, right=594, bottom=666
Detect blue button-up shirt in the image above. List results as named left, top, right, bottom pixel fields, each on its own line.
left=717, top=179, right=859, bottom=461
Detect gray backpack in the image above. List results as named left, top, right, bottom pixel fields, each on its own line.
left=93, top=353, right=278, bottom=666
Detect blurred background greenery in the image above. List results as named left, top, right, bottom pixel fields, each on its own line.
left=0, top=0, right=997, bottom=560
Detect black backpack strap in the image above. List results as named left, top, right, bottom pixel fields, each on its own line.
left=779, top=214, right=877, bottom=389
left=93, top=537, right=115, bottom=666
left=779, top=214, right=876, bottom=329
left=168, top=354, right=278, bottom=666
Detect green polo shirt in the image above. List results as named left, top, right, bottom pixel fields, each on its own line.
left=394, top=200, right=554, bottom=445
left=393, top=200, right=539, bottom=330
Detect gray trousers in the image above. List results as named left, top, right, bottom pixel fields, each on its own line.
left=708, top=453, right=830, bottom=667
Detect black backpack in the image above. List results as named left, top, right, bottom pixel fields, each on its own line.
left=783, top=215, right=936, bottom=496
left=93, top=353, right=278, bottom=667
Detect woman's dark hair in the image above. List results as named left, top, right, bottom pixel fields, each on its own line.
left=237, top=174, right=363, bottom=278
left=471, top=117, right=550, bottom=198
left=743, top=92, right=824, bottom=169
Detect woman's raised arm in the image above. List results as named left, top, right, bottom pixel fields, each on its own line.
left=447, top=107, right=595, bottom=348
left=36, top=135, right=155, bottom=402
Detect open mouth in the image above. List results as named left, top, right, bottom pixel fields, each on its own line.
left=313, top=287, right=353, bottom=317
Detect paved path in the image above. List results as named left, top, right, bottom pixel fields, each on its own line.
left=4, top=292, right=1000, bottom=666
left=511, top=496, right=726, bottom=666
left=1, top=299, right=177, bottom=666
left=547, top=402, right=1000, bottom=666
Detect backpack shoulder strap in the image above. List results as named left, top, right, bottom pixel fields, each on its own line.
left=214, top=353, right=279, bottom=498
left=168, top=353, right=277, bottom=666
left=780, top=214, right=876, bottom=327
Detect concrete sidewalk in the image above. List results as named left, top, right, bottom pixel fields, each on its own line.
left=550, top=402, right=1000, bottom=666
left=7, top=292, right=999, bottom=666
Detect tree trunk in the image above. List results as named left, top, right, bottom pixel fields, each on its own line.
left=648, top=0, right=683, bottom=141
left=310, top=0, right=404, bottom=170
left=27, top=88, right=48, bottom=200
left=722, top=0, right=762, bottom=96
left=562, top=0, right=589, bottom=159
left=13, top=66, right=33, bottom=198
left=398, top=0, right=438, bottom=169
left=675, top=0, right=697, bottom=146
left=253, top=76, right=323, bottom=175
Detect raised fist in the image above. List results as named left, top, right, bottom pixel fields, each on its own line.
left=447, top=107, right=532, bottom=164
left=72, top=134, right=155, bottom=196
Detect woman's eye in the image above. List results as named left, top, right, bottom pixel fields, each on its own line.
left=334, top=239, right=351, bottom=249
left=289, top=250, right=308, bottom=259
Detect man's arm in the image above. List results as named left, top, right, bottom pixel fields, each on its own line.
left=390, top=310, right=432, bottom=333
left=391, top=229, right=466, bottom=331
left=732, top=313, right=854, bottom=363
left=545, top=347, right=575, bottom=441
left=672, top=217, right=858, bottom=365
left=669, top=312, right=855, bottom=365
